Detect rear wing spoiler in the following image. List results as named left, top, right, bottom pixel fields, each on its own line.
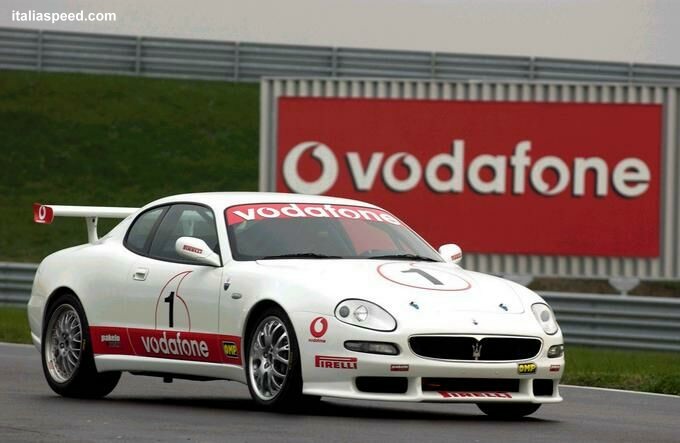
left=33, top=203, right=139, bottom=243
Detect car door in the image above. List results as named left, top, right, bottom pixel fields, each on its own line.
left=122, top=203, right=227, bottom=364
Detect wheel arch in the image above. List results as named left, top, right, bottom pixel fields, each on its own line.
left=43, top=286, right=81, bottom=328
left=242, top=299, right=289, bottom=348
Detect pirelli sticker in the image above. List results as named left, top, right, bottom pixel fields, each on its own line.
left=518, top=362, right=537, bottom=374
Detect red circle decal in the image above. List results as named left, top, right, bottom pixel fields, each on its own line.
left=310, top=317, right=328, bottom=338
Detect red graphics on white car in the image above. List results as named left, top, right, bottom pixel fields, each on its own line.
left=29, top=192, right=565, bottom=418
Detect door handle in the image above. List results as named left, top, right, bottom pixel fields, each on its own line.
left=133, top=268, right=149, bottom=281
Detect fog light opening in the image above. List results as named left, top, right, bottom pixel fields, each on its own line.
left=344, top=341, right=399, bottom=355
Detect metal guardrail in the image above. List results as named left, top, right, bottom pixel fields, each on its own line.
left=0, top=262, right=37, bottom=305
left=1, top=263, right=678, bottom=352
left=3, top=27, right=680, bottom=84
left=541, top=292, right=680, bottom=352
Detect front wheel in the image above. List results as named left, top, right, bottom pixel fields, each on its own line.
left=245, top=308, right=313, bottom=410
left=477, top=402, right=541, bottom=419
left=41, top=293, right=121, bottom=398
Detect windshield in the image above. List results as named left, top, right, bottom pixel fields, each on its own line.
left=225, top=203, right=442, bottom=262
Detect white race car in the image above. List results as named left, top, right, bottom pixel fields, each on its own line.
left=28, top=192, right=564, bottom=418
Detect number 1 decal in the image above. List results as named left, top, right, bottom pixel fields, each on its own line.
left=164, top=291, right=175, bottom=328
left=154, top=270, right=194, bottom=330
left=401, top=268, right=443, bottom=285
left=377, top=262, right=471, bottom=291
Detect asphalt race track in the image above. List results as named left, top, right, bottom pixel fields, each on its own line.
left=1, top=343, right=678, bottom=442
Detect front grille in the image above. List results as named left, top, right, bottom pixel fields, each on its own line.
left=409, top=336, right=542, bottom=361
left=422, top=378, right=520, bottom=392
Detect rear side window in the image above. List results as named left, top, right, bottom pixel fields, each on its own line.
left=125, top=207, right=165, bottom=254
left=148, top=204, right=218, bottom=262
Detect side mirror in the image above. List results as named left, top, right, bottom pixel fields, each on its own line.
left=176, top=237, right=221, bottom=267
left=439, top=243, right=463, bottom=264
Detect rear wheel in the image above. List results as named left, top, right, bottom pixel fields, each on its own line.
left=42, top=293, right=120, bottom=398
left=245, top=307, right=316, bottom=410
left=477, top=402, right=541, bottom=419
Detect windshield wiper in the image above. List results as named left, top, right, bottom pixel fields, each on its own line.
left=258, top=253, right=342, bottom=260
left=366, top=253, right=439, bottom=262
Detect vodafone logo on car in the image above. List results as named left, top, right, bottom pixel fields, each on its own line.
left=276, top=97, right=662, bottom=257
left=139, top=331, right=209, bottom=359
left=283, top=140, right=651, bottom=198
left=309, top=317, right=328, bottom=343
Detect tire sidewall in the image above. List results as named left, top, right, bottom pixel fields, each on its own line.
left=41, top=292, right=93, bottom=393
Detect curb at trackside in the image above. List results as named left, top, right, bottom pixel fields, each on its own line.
left=0, top=342, right=33, bottom=348
left=560, top=384, right=679, bottom=399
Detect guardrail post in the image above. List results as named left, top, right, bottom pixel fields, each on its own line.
left=430, top=52, right=436, bottom=79
left=331, top=47, right=338, bottom=78
left=628, top=62, right=634, bottom=84
left=233, top=42, right=240, bottom=81
left=135, top=36, right=141, bottom=75
left=37, top=30, right=43, bottom=71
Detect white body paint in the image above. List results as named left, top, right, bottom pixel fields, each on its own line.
left=28, top=192, right=564, bottom=403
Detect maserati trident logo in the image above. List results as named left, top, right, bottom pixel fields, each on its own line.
left=472, top=342, right=482, bottom=361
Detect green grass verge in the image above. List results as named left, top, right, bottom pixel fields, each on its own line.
left=563, top=345, right=680, bottom=396
left=1, top=306, right=678, bottom=395
left=0, top=306, right=32, bottom=344
left=0, top=70, right=259, bottom=263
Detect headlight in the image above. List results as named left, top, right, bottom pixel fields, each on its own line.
left=334, top=299, right=397, bottom=332
left=531, top=303, right=559, bottom=335
left=547, top=344, right=564, bottom=358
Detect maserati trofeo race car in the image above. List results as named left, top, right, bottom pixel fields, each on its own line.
left=28, top=192, right=564, bottom=418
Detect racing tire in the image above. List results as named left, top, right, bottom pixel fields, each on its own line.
left=477, top=402, right=541, bottom=419
left=245, top=307, right=316, bottom=411
left=41, top=292, right=121, bottom=398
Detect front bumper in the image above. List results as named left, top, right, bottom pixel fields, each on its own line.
left=294, top=312, right=564, bottom=403
left=303, top=357, right=563, bottom=403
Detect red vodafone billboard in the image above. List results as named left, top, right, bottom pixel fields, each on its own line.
left=275, top=97, right=662, bottom=257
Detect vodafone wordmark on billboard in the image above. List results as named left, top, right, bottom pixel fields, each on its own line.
left=276, top=98, right=661, bottom=257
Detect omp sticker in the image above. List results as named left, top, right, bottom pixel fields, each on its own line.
left=226, top=203, right=401, bottom=226
left=518, top=362, right=537, bottom=374
left=222, top=341, right=239, bottom=359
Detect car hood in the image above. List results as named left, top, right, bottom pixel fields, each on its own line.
left=255, top=259, right=527, bottom=318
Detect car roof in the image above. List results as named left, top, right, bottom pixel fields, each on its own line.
left=143, top=192, right=382, bottom=211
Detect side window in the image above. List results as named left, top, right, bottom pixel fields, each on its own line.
left=149, top=204, right=219, bottom=262
left=125, top=207, right=165, bottom=254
